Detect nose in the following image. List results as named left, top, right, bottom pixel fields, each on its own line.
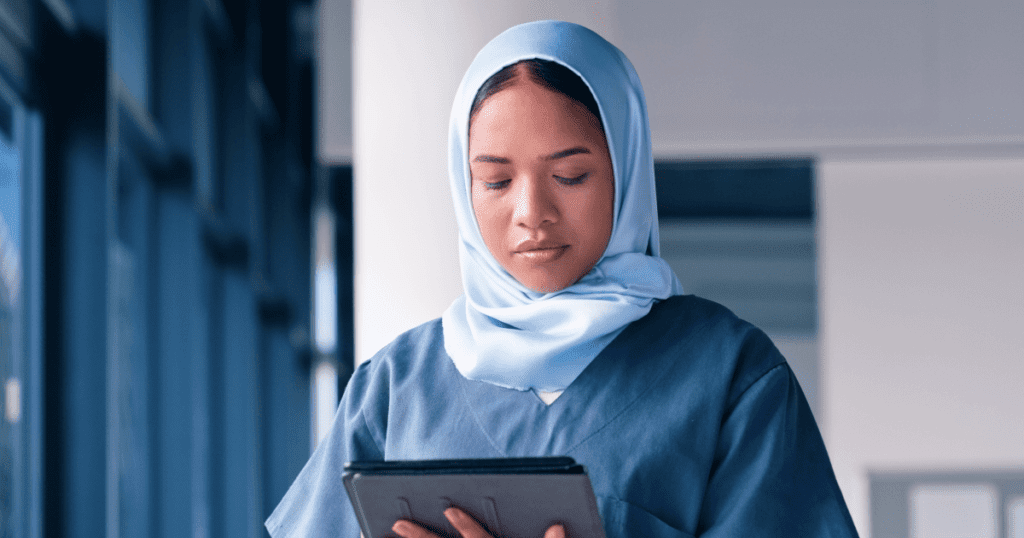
left=512, top=174, right=558, bottom=229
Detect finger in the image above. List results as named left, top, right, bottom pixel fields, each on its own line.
left=544, top=523, right=566, bottom=538
left=444, top=507, right=492, bottom=538
left=393, top=519, right=441, bottom=538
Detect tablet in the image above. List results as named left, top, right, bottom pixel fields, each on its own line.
left=343, top=457, right=606, bottom=538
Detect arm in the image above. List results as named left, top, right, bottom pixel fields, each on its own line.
left=696, top=364, right=859, bottom=537
left=265, top=362, right=385, bottom=538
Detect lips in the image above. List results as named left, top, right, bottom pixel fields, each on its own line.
left=513, top=239, right=569, bottom=262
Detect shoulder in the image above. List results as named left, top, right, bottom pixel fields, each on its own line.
left=645, top=294, right=755, bottom=337
left=357, top=317, right=447, bottom=383
left=639, top=295, right=774, bottom=355
left=634, top=295, right=788, bottom=407
left=343, top=317, right=448, bottom=425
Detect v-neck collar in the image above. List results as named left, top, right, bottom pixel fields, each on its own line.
left=452, top=297, right=692, bottom=458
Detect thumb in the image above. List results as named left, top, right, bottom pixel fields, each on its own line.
left=544, top=524, right=566, bottom=538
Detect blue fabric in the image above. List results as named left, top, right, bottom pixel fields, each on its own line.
left=442, top=20, right=684, bottom=392
left=265, top=296, right=859, bottom=537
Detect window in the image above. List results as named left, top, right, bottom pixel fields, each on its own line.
left=0, top=73, right=43, bottom=538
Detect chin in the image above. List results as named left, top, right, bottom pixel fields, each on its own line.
left=527, top=284, right=567, bottom=294
left=518, top=275, right=575, bottom=294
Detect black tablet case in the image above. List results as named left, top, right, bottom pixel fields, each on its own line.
left=343, top=457, right=607, bottom=538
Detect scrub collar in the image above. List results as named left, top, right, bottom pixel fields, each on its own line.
left=441, top=20, right=683, bottom=392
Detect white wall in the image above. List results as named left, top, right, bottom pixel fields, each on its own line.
left=819, top=159, right=1024, bottom=534
left=614, top=0, right=1024, bottom=156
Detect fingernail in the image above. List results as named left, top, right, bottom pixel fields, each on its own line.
left=392, top=520, right=410, bottom=534
left=444, top=507, right=461, bottom=520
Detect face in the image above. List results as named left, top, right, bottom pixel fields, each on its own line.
left=469, top=76, right=614, bottom=293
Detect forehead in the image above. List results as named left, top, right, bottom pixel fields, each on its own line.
left=468, top=79, right=605, bottom=153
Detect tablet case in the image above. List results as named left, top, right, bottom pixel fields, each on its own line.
left=343, top=457, right=607, bottom=538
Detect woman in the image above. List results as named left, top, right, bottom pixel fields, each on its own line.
left=266, top=20, right=858, bottom=538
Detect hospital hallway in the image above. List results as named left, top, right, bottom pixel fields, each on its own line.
left=2, top=0, right=1023, bottom=537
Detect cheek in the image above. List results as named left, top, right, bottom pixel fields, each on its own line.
left=583, top=182, right=615, bottom=258
left=471, top=194, right=505, bottom=250
left=584, top=193, right=613, bottom=227
left=581, top=181, right=614, bottom=233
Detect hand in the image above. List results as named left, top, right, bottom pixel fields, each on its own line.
left=392, top=506, right=566, bottom=538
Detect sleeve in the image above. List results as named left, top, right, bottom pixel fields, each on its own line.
left=696, top=363, right=860, bottom=537
left=264, top=360, right=386, bottom=538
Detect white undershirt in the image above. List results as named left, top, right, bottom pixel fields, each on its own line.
left=536, top=390, right=564, bottom=405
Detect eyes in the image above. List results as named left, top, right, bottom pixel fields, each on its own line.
left=482, top=173, right=590, bottom=191
left=555, top=172, right=589, bottom=186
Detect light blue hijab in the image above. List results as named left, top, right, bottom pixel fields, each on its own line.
left=441, top=20, right=684, bottom=392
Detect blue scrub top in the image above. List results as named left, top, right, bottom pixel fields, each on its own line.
left=265, top=295, right=859, bottom=537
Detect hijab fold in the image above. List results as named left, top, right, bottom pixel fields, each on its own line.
left=441, top=21, right=683, bottom=392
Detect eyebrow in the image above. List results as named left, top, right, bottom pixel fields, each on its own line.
left=471, top=146, right=591, bottom=164
left=544, top=146, right=591, bottom=161
left=472, top=155, right=510, bottom=164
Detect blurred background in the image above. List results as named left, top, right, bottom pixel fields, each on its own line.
left=0, top=0, right=1021, bottom=537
